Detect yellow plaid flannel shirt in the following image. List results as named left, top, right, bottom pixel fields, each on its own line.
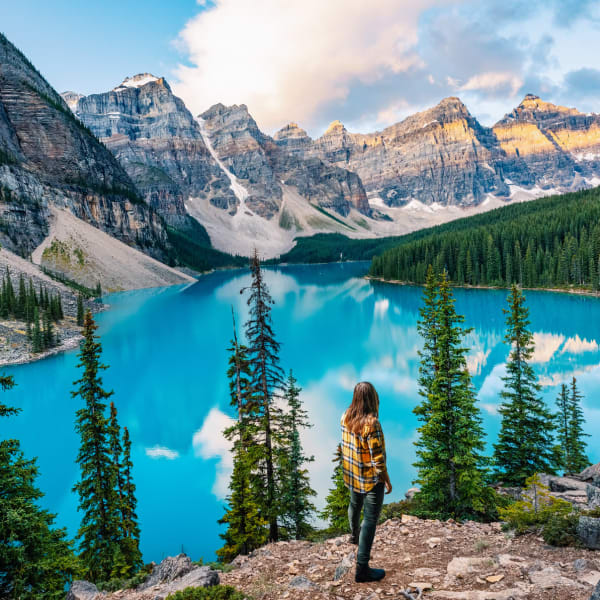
left=340, top=411, right=387, bottom=494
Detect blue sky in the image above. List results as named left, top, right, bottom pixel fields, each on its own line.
left=3, top=1, right=600, bottom=135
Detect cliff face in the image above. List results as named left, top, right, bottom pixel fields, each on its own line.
left=199, top=103, right=370, bottom=218
left=0, top=34, right=167, bottom=259
left=72, top=75, right=237, bottom=227
left=492, top=94, right=600, bottom=190
left=308, top=98, right=508, bottom=207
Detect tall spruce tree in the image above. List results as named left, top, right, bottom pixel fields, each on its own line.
left=120, top=426, right=142, bottom=573
left=0, top=374, right=78, bottom=599
left=493, top=285, right=557, bottom=485
left=72, top=310, right=122, bottom=581
left=243, top=249, right=285, bottom=542
left=413, top=271, right=493, bottom=520
left=278, top=371, right=316, bottom=540
left=555, top=383, right=571, bottom=473
left=218, top=311, right=266, bottom=561
left=566, top=377, right=590, bottom=473
left=320, top=445, right=350, bottom=533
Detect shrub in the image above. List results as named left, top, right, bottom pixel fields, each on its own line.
left=96, top=564, right=153, bottom=592
left=193, top=559, right=235, bottom=573
left=542, top=513, right=579, bottom=547
left=378, top=499, right=417, bottom=523
left=499, top=474, right=578, bottom=545
left=166, top=585, right=246, bottom=600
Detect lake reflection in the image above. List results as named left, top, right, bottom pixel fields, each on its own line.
left=3, top=262, right=599, bottom=562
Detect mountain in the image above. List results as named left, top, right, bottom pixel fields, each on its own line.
left=305, top=97, right=508, bottom=207
left=68, top=81, right=374, bottom=256
left=0, top=34, right=168, bottom=260
left=492, top=94, right=600, bottom=191
left=67, top=75, right=600, bottom=258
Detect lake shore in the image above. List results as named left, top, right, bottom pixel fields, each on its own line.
left=366, top=275, right=600, bottom=298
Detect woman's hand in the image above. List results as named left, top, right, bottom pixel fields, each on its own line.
left=383, top=473, right=392, bottom=494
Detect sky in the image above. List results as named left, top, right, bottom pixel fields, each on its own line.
left=3, top=0, right=600, bottom=136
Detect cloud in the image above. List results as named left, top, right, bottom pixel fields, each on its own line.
left=460, top=71, right=523, bottom=97
left=466, top=349, right=491, bottom=376
left=172, top=0, right=447, bottom=132
left=145, top=445, right=180, bottom=460
left=192, top=407, right=235, bottom=499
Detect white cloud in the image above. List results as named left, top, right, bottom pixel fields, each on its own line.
left=145, top=445, right=180, bottom=460
left=172, top=0, right=446, bottom=132
left=459, top=71, right=523, bottom=96
left=561, top=335, right=599, bottom=355
left=192, top=407, right=235, bottom=499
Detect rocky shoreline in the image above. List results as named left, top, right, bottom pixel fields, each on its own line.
left=366, top=275, right=600, bottom=299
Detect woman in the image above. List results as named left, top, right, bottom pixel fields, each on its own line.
left=340, top=381, right=392, bottom=583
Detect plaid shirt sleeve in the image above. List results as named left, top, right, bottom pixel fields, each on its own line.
left=366, top=419, right=387, bottom=476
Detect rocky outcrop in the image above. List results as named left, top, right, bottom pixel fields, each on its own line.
left=578, top=517, right=600, bottom=550
left=0, top=34, right=168, bottom=260
left=66, top=554, right=219, bottom=600
left=70, top=75, right=237, bottom=227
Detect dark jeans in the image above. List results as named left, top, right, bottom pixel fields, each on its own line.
left=348, top=481, right=385, bottom=566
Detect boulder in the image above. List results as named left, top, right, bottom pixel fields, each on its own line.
left=588, top=484, right=600, bottom=509
left=446, top=556, right=496, bottom=577
left=578, top=517, right=600, bottom=550
left=288, top=575, right=318, bottom=590
left=65, top=581, right=103, bottom=600
left=139, top=553, right=194, bottom=589
left=578, top=462, right=600, bottom=486
left=156, top=566, right=219, bottom=599
left=405, top=487, right=421, bottom=500
left=333, top=550, right=355, bottom=581
left=528, top=566, right=581, bottom=589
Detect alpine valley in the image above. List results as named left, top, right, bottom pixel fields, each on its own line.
left=4, top=31, right=600, bottom=283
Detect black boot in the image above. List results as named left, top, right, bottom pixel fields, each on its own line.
left=355, top=563, right=385, bottom=583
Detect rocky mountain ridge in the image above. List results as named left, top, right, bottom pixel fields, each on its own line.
left=64, top=73, right=600, bottom=258
left=0, top=34, right=169, bottom=263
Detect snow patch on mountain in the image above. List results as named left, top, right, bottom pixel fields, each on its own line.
left=113, top=73, right=159, bottom=91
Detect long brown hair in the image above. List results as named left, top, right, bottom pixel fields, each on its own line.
left=344, top=381, right=379, bottom=434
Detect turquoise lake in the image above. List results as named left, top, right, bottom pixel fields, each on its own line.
left=3, top=262, right=599, bottom=563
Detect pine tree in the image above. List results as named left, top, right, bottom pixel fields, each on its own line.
left=217, top=444, right=266, bottom=562
left=0, top=374, right=78, bottom=598
left=320, top=446, right=350, bottom=533
left=72, top=311, right=122, bottom=581
left=555, top=384, right=571, bottom=474
left=120, top=426, right=143, bottom=573
left=218, top=311, right=266, bottom=561
left=243, top=249, right=285, bottom=542
left=413, top=271, right=493, bottom=520
left=493, top=285, right=557, bottom=485
left=415, top=266, right=438, bottom=421
left=566, top=377, right=590, bottom=474
left=77, top=294, right=84, bottom=326
left=278, top=370, right=316, bottom=540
